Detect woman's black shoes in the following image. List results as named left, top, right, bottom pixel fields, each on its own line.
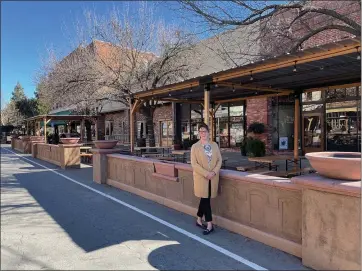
left=196, top=222, right=206, bottom=229
left=203, top=227, right=214, bottom=235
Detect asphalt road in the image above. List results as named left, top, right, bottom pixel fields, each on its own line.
left=1, top=145, right=309, bottom=270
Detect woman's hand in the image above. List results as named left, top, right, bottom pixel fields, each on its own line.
left=206, top=171, right=216, bottom=180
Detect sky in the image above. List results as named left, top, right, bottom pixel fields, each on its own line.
left=1, top=1, right=196, bottom=108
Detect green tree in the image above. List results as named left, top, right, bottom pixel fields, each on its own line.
left=15, top=98, right=38, bottom=118
left=11, top=82, right=26, bottom=103
left=34, top=84, right=51, bottom=115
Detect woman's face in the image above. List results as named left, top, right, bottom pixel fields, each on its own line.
left=199, top=127, right=209, bottom=141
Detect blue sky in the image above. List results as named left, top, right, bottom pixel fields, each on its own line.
left=1, top=1, right=194, bottom=107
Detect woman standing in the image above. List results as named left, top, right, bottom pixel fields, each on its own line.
left=191, top=123, right=222, bottom=235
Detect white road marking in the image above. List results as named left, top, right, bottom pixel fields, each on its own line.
left=2, top=147, right=268, bottom=271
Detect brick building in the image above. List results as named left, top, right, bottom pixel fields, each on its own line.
left=51, top=1, right=360, bottom=153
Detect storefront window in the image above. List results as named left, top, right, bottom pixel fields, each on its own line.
left=229, top=102, right=245, bottom=147
left=181, top=121, right=190, bottom=140
left=326, top=100, right=360, bottom=152
left=302, top=104, right=324, bottom=113
left=191, top=104, right=203, bottom=139
left=302, top=91, right=322, bottom=102
left=271, top=97, right=295, bottom=150
left=215, top=104, right=229, bottom=147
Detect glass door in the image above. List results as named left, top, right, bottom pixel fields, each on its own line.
left=160, top=120, right=173, bottom=147
left=303, top=113, right=324, bottom=153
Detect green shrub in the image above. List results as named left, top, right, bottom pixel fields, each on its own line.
left=245, top=138, right=266, bottom=157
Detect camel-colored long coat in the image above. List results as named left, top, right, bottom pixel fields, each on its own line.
left=191, top=141, right=222, bottom=198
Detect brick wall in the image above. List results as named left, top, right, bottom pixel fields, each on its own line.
left=246, top=98, right=273, bottom=154
left=260, top=1, right=360, bottom=57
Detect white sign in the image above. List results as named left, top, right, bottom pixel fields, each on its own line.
left=279, top=137, right=288, bottom=150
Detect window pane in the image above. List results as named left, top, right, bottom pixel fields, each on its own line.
left=326, top=100, right=360, bottom=152
left=302, top=91, right=322, bottom=102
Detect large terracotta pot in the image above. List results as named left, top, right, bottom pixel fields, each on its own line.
left=60, top=138, right=80, bottom=144
left=93, top=140, right=118, bottom=149
left=305, top=152, right=361, bottom=181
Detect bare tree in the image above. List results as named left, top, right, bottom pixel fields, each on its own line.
left=179, top=0, right=360, bottom=59
left=1, top=101, right=23, bottom=127
left=37, top=3, right=197, bottom=146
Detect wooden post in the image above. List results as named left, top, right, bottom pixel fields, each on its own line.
left=95, top=120, right=98, bottom=141
left=209, top=108, right=215, bottom=142
left=80, top=119, right=85, bottom=142
left=294, top=96, right=300, bottom=164
left=204, top=84, right=210, bottom=127
left=130, top=99, right=142, bottom=153
left=43, top=117, right=47, bottom=143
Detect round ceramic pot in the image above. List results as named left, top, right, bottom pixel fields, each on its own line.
left=93, top=140, right=118, bottom=149
left=60, top=137, right=80, bottom=144
left=305, top=152, right=361, bottom=181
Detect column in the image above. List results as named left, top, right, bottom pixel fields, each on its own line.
left=43, top=117, right=47, bottom=143
left=204, top=84, right=210, bottom=127
left=80, top=119, right=85, bottom=142
left=294, top=96, right=300, bottom=163
left=130, top=107, right=135, bottom=153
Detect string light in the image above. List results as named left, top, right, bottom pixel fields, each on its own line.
left=232, top=85, right=235, bottom=92
left=169, top=93, right=171, bottom=97
left=250, top=71, right=254, bottom=81
left=189, top=87, right=193, bottom=92
left=293, top=61, right=297, bottom=72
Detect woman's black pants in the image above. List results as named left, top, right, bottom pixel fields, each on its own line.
left=197, top=180, right=212, bottom=222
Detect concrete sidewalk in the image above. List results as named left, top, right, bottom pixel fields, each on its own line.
left=1, top=145, right=309, bottom=270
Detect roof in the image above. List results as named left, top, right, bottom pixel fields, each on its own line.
left=25, top=115, right=100, bottom=122
left=135, top=38, right=361, bottom=103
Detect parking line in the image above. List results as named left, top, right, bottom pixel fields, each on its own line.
left=2, top=147, right=268, bottom=271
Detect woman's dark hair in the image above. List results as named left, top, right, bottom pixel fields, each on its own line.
left=198, top=123, right=209, bottom=132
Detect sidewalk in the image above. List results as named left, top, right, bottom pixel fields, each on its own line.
left=1, top=145, right=309, bottom=270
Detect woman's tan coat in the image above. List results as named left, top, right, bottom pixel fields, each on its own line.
left=191, top=141, right=222, bottom=198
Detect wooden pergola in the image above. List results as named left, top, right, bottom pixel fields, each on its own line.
left=133, top=38, right=361, bottom=160
left=25, top=114, right=100, bottom=143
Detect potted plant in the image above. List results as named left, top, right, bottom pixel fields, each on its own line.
left=245, top=137, right=266, bottom=157
left=247, top=122, right=265, bottom=135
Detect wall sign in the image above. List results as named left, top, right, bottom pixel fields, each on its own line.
left=279, top=137, right=288, bottom=150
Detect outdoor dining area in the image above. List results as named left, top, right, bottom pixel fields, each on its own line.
left=10, top=38, right=361, bottom=270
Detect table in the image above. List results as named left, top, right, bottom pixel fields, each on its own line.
left=248, top=155, right=305, bottom=171
left=171, top=150, right=190, bottom=163
left=134, top=146, right=171, bottom=157
left=80, top=146, right=92, bottom=153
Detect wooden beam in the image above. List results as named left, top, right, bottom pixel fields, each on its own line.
left=156, top=98, right=204, bottom=104
left=215, top=91, right=292, bottom=104
left=213, top=43, right=360, bottom=82
left=135, top=81, right=199, bottom=99
left=304, top=82, right=361, bottom=93
left=217, top=82, right=288, bottom=93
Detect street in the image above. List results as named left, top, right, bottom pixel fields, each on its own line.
left=1, top=146, right=308, bottom=270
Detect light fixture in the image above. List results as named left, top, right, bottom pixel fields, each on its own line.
left=232, top=85, right=235, bottom=92
left=293, top=61, right=297, bottom=72
left=169, top=93, right=171, bottom=97
left=215, top=84, right=218, bottom=88
left=320, top=66, right=324, bottom=70
left=189, top=87, right=193, bottom=92
left=250, top=71, right=253, bottom=81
